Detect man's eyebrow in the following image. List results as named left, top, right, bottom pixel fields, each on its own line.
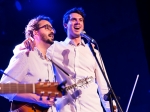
left=70, top=17, right=83, bottom=20
left=79, top=18, right=84, bottom=20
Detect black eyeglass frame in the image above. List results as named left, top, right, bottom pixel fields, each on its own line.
left=37, top=24, right=56, bottom=33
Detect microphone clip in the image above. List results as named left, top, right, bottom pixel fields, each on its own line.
left=80, top=31, right=96, bottom=44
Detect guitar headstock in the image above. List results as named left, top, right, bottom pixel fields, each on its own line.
left=35, top=82, right=62, bottom=97
left=31, top=76, right=94, bottom=97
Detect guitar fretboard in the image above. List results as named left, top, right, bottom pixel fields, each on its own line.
left=65, top=84, right=77, bottom=91
left=65, top=76, right=93, bottom=91
left=0, top=83, right=34, bottom=93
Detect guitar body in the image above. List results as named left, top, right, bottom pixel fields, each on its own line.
left=12, top=105, right=41, bottom=112
left=11, top=101, right=48, bottom=112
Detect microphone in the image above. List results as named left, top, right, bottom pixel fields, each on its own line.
left=80, top=31, right=96, bottom=43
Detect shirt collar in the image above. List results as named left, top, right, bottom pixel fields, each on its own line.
left=64, top=37, right=86, bottom=46
left=34, top=47, right=48, bottom=60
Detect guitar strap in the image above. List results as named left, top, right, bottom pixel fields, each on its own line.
left=51, top=60, right=75, bottom=87
left=51, top=61, right=70, bottom=76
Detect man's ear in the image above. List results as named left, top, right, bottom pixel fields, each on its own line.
left=33, top=30, right=38, bottom=36
left=63, top=23, right=67, bottom=29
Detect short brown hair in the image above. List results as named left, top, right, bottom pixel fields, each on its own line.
left=25, top=15, right=53, bottom=38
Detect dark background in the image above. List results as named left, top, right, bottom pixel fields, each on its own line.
left=0, top=0, right=150, bottom=112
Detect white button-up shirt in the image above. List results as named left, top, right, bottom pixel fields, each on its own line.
left=46, top=38, right=111, bottom=112
left=0, top=47, right=56, bottom=112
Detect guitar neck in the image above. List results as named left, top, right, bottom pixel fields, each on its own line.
left=0, top=83, right=35, bottom=94
left=64, top=76, right=94, bottom=91
left=65, top=84, right=77, bottom=91
left=0, top=76, right=93, bottom=97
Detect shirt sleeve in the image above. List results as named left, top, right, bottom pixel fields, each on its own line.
left=13, top=43, right=26, bottom=55
left=94, top=49, right=111, bottom=112
left=0, top=50, right=28, bottom=101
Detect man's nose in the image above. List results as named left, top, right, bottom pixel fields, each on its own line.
left=51, top=28, right=56, bottom=34
left=75, top=20, right=80, bottom=24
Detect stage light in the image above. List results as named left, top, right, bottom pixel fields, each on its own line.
left=15, top=0, right=22, bottom=11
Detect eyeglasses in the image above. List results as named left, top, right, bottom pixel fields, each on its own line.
left=38, top=24, right=56, bottom=33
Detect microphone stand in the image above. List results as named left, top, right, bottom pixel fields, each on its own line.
left=0, top=69, right=20, bottom=83
left=87, top=41, right=123, bottom=112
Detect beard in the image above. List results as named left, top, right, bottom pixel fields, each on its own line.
left=40, top=33, right=54, bottom=45
left=44, top=39, right=54, bottom=44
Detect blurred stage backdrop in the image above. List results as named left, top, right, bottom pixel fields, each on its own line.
left=0, top=0, right=150, bottom=112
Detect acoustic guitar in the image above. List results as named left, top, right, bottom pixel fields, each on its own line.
left=0, top=76, right=94, bottom=112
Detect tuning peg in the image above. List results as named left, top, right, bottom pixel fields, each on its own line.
left=54, top=98, right=57, bottom=101
left=39, top=91, right=44, bottom=100
left=47, top=91, right=52, bottom=100
left=45, top=79, right=49, bottom=82
left=38, top=79, right=42, bottom=82
left=54, top=92, right=59, bottom=101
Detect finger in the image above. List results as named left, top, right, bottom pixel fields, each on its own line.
left=24, top=41, right=28, bottom=49
left=30, top=40, right=35, bottom=51
left=49, top=98, right=55, bottom=101
left=29, top=37, right=34, bottom=41
left=48, top=102, right=54, bottom=107
left=32, top=40, right=36, bottom=51
left=113, top=106, right=117, bottom=111
left=28, top=37, right=35, bottom=51
left=49, top=100, right=55, bottom=105
left=23, top=38, right=31, bottom=49
left=27, top=41, right=31, bottom=51
left=91, top=43, right=95, bottom=48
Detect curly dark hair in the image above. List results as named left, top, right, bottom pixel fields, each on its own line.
left=25, top=15, right=53, bottom=38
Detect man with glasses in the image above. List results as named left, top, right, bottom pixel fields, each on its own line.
left=0, top=15, right=57, bottom=112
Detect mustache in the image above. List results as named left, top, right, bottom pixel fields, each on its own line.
left=48, top=32, right=54, bottom=37
left=50, top=32, right=54, bottom=35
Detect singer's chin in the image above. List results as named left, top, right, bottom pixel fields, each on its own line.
left=46, top=39, right=54, bottom=45
left=75, top=33, right=81, bottom=37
